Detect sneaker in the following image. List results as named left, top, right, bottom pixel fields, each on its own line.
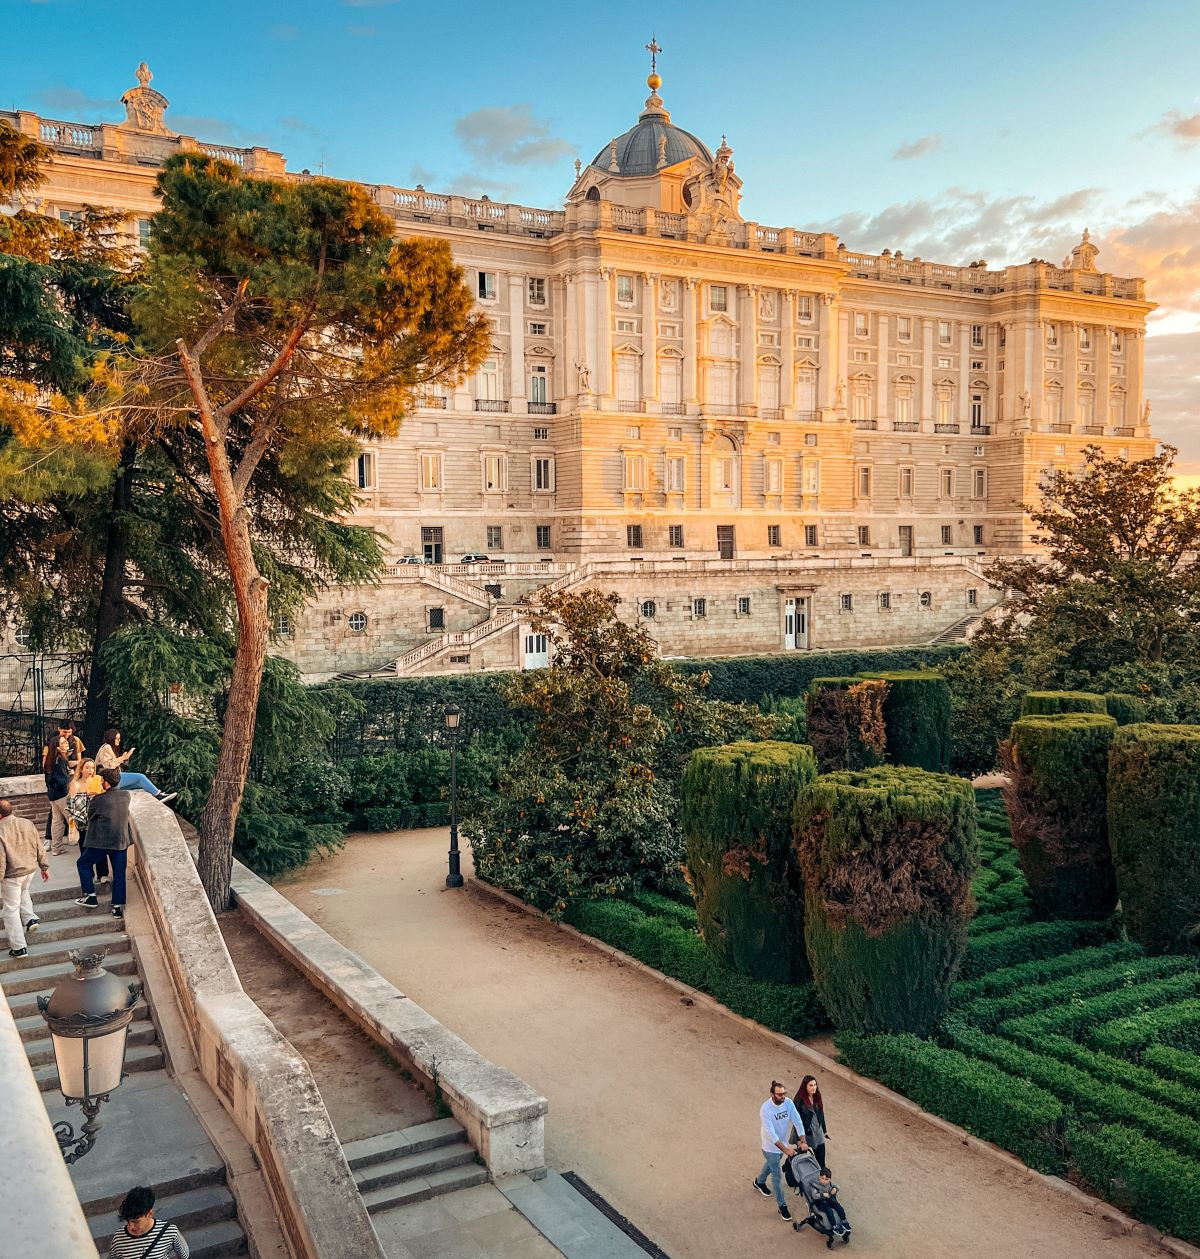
left=111, top=905, right=124, bottom=919
left=778, top=1205, right=793, bottom=1222
left=156, top=791, right=178, bottom=805
left=752, top=1179, right=771, bottom=1198
left=23, top=918, right=39, bottom=933
left=8, top=947, right=27, bottom=958
left=75, top=894, right=98, bottom=908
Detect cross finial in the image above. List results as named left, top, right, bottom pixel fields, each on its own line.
left=645, top=36, right=661, bottom=74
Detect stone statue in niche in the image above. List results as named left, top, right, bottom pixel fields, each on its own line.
left=575, top=361, right=592, bottom=392
left=758, top=290, right=776, bottom=321
left=835, top=379, right=846, bottom=409
left=660, top=278, right=678, bottom=311
left=1018, top=389, right=1032, bottom=418
left=1142, top=399, right=1152, bottom=424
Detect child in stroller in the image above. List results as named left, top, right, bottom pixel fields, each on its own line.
left=784, top=1148, right=852, bottom=1246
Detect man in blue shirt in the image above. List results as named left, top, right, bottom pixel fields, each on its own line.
left=754, top=1079, right=808, bottom=1221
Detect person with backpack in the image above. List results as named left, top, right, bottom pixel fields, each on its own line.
left=108, top=1185, right=189, bottom=1257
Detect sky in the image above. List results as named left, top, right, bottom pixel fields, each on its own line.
left=4, top=0, right=1199, bottom=469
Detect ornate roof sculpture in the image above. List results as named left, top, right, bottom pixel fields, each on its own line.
left=120, top=61, right=171, bottom=135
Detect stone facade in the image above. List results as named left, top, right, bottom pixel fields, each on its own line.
left=0, top=62, right=1156, bottom=677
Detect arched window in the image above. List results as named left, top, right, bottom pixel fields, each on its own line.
left=347, top=612, right=368, bottom=633
left=640, top=600, right=657, bottom=619
left=711, top=433, right=739, bottom=504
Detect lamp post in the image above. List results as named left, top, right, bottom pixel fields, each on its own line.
left=444, top=702, right=464, bottom=888
left=37, top=950, right=141, bottom=1163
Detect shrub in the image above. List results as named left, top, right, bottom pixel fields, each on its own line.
left=566, top=898, right=826, bottom=1038
left=1090, top=998, right=1200, bottom=1060
left=856, top=670, right=952, bottom=771
left=950, top=940, right=1142, bottom=1005
left=761, top=694, right=807, bottom=743
left=794, top=767, right=977, bottom=1034
left=1144, top=1044, right=1200, bottom=1091
left=1020, top=690, right=1107, bottom=716
left=1002, top=969, right=1200, bottom=1042
left=804, top=678, right=888, bottom=772
left=834, top=1032, right=1064, bottom=1172
left=1001, top=713, right=1118, bottom=920
left=958, top=919, right=1114, bottom=980
left=1069, top=1124, right=1200, bottom=1246
left=681, top=741, right=817, bottom=983
left=1104, top=692, right=1149, bottom=725
left=623, top=887, right=697, bottom=928
left=1108, top=723, right=1200, bottom=954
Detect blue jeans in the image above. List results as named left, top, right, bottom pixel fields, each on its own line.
left=119, top=772, right=159, bottom=795
left=78, top=848, right=127, bottom=906
left=757, top=1150, right=787, bottom=1209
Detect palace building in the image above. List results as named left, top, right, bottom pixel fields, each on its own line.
left=0, top=60, right=1156, bottom=679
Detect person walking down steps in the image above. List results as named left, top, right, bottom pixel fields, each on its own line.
left=0, top=798, right=50, bottom=957
left=753, top=1079, right=808, bottom=1223
left=75, top=768, right=138, bottom=920
left=108, top=1185, right=189, bottom=1258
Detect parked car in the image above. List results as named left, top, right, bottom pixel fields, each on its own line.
left=460, top=553, right=499, bottom=565
left=396, top=554, right=427, bottom=565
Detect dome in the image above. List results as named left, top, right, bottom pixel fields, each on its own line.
left=590, top=80, right=712, bottom=177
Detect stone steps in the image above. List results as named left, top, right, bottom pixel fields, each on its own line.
left=1, top=945, right=135, bottom=996
left=24, top=1019, right=159, bottom=1068
left=0, top=926, right=127, bottom=977
left=344, top=1119, right=488, bottom=1214
left=34, top=1039, right=164, bottom=1091
left=15, top=1002, right=151, bottom=1043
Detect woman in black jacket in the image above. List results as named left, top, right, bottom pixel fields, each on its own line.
left=794, top=1074, right=830, bottom=1171
left=42, top=734, right=73, bottom=855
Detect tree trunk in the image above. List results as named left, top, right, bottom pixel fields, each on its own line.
left=82, top=443, right=137, bottom=755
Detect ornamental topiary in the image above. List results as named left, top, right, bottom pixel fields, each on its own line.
left=1020, top=690, right=1107, bottom=716
left=1000, top=713, right=1118, bottom=920
left=1108, top=723, right=1200, bottom=954
left=857, top=670, right=952, bottom=771
left=1104, top=693, right=1149, bottom=726
left=681, top=740, right=817, bottom=983
left=804, top=677, right=888, bottom=772
left=794, top=766, right=978, bottom=1034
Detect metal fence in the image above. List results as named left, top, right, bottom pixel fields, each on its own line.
left=0, top=653, right=87, bottom=774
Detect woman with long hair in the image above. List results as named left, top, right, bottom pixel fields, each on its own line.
left=67, top=758, right=109, bottom=884
left=41, top=734, right=73, bottom=855
left=95, top=729, right=175, bottom=803
left=793, top=1074, right=830, bottom=1171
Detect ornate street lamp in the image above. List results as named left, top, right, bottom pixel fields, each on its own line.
left=37, top=950, right=141, bottom=1163
left=444, top=702, right=464, bottom=889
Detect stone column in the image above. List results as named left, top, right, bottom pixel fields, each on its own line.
left=1064, top=321, right=1078, bottom=429
left=781, top=290, right=796, bottom=413
left=837, top=308, right=850, bottom=412
left=818, top=293, right=837, bottom=413
left=555, top=274, right=570, bottom=401
left=641, top=273, right=657, bottom=406
left=581, top=271, right=598, bottom=406
left=1097, top=325, right=1111, bottom=430
left=875, top=314, right=889, bottom=422
left=1129, top=330, right=1144, bottom=429
left=508, top=273, right=526, bottom=410
left=958, top=323, right=971, bottom=426
left=920, top=318, right=935, bottom=426
left=597, top=268, right=613, bottom=401
left=682, top=278, right=698, bottom=406
left=739, top=284, right=758, bottom=409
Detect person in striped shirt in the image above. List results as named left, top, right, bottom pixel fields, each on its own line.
left=108, top=1186, right=189, bottom=1259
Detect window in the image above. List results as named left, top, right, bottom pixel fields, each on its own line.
left=347, top=611, right=368, bottom=633
left=973, top=468, right=987, bottom=498
left=533, top=426, right=549, bottom=440
left=940, top=468, right=955, bottom=497
left=897, top=316, right=912, bottom=341
left=764, top=458, right=783, bottom=495
left=858, top=525, right=871, bottom=546
left=709, top=285, right=727, bottom=312
left=899, top=466, right=914, bottom=497
left=878, top=592, right=891, bottom=611
left=920, top=591, right=933, bottom=608
left=487, top=525, right=503, bottom=549
left=1045, top=388, right=1063, bottom=424
left=668, top=524, right=684, bottom=547
left=627, top=524, right=644, bottom=548
left=937, top=357, right=952, bottom=369
left=275, top=613, right=293, bottom=637
left=428, top=606, right=445, bottom=630
left=840, top=593, right=853, bottom=612
left=482, top=454, right=507, bottom=492
left=529, top=321, right=548, bottom=336
left=967, top=588, right=978, bottom=607
left=666, top=455, right=685, bottom=493
left=895, top=389, right=914, bottom=425
left=528, top=277, right=546, bottom=305
left=138, top=218, right=152, bottom=248
left=477, top=271, right=496, bottom=301
left=692, top=597, right=707, bottom=618
left=797, top=295, right=814, bottom=321
left=971, top=324, right=985, bottom=348
left=852, top=387, right=870, bottom=422
left=970, top=393, right=985, bottom=426
left=805, top=524, right=818, bottom=547
left=971, top=359, right=985, bottom=370
left=941, top=525, right=953, bottom=545
left=626, top=424, right=641, bottom=439
left=476, top=359, right=500, bottom=400
left=999, top=327, right=1007, bottom=348
left=533, top=456, right=555, bottom=492
left=975, top=444, right=985, bottom=457
left=616, top=318, right=636, bottom=333
left=938, top=320, right=952, bottom=345
left=973, top=524, right=985, bottom=545
left=59, top=208, right=82, bottom=226
left=1055, top=443, right=1067, bottom=456
left=641, top=600, right=657, bottom=619
left=1111, top=329, right=1123, bottom=353
left=535, top=525, right=551, bottom=549
left=1079, top=325, right=1091, bottom=351
left=529, top=364, right=548, bottom=404
left=804, top=460, right=821, bottom=494
left=738, top=596, right=752, bottom=616
left=858, top=466, right=872, bottom=497
left=854, top=312, right=869, bottom=338
left=355, top=452, right=374, bottom=489
left=616, top=274, right=634, bottom=304
left=419, top=452, right=442, bottom=491
left=767, top=524, right=781, bottom=547
left=667, top=425, right=682, bottom=441
left=767, top=431, right=781, bottom=445
left=804, top=432, right=818, bottom=447
left=1046, top=322, right=1059, bottom=347
left=624, top=453, right=646, bottom=491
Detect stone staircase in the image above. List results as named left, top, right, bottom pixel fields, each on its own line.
left=2, top=883, right=248, bottom=1258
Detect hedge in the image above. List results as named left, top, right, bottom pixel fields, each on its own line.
left=1069, top=1124, right=1200, bottom=1245
left=1108, top=723, right=1200, bottom=955
left=565, top=898, right=826, bottom=1039
left=681, top=741, right=816, bottom=983
left=1144, top=1044, right=1200, bottom=1091
left=857, top=670, right=952, bottom=771
left=804, top=678, right=888, bottom=772
left=1002, top=713, right=1118, bottom=920
left=1001, top=969, right=1200, bottom=1042
left=795, top=767, right=977, bottom=1034
left=1020, top=690, right=1107, bottom=716
left=950, top=940, right=1143, bottom=1005
left=1089, top=997, right=1200, bottom=1060
left=834, top=1032, right=1065, bottom=1173
left=958, top=918, right=1114, bottom=980
left=1104, top=692, right=1149, bottom=726
left=623, top=887, right=697, bottom=929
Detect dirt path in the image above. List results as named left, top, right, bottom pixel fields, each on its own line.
left=278, top=828, right=1164, bottom=1259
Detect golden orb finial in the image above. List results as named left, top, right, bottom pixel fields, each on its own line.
left=647, top=71, right=661, bottom=91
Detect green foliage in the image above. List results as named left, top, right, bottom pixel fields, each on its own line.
left=1104, top=692, right=1148, bottom=725
left=759, top=694, right=806, bottom=743
left=804, top=677, right=888, bottom=772
left=566, top=897, right=826, bottom=1039
left=1001, top=969, right=1200, bottom=1042
left=1001, top=713, right=1118, bottom=919
left=856, top=670, right=952, bottom=771
left=950, top=941, right=1142, bottom=1006
left=940, top=644, right=1025, bottom=776
left=681, top=741, right=816, bottom=983
left=834, top=1032, right=1065, bottom=1173
left=1143, top=1044, right=1200, bottom=1090
left=1069, top=1125, right=1200, bottom=1246
left=1020, top=690, right=1107, bottom=716
left=958, top=919, right=1114, bottom=980
left=794, top=767, right=978, bottom=1034
left=1090, top=998, right=1200, bottom=1060
left=1108, top=723, right=1200, bottom=954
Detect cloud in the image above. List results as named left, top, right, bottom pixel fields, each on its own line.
left=36, top=85, right=116, bottom=119
left=269, top=23, right=299, bottom=41
left=279, top=115, right=321, bottom=139
left=453, top=104, right=572, bottom=167
left=407, top=163, right=438, bottom=188
left=1143, top=109, right=1200, bottom=148
left=1144, top=330, right=1200, bottom=472
left=892, top=134, right=943, bottom=161
left=169, top=115, right=270, bottom=147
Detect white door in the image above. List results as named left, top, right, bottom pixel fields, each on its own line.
left=523, top=631, right=549, bottom=670
left=796, top=597, right=809, bottom=649
left=784, top=598, right=796, bottom=650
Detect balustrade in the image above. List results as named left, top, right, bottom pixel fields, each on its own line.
left=474, top=399, right=510, bottom=413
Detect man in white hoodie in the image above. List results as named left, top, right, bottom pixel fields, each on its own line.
left=752, top=1079, right=808, bottom=1222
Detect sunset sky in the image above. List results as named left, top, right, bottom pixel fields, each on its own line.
left=5, top=0, right=1198, bottom=469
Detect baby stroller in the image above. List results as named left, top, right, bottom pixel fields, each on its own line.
left=784, top=1148, right=852, bottom=1248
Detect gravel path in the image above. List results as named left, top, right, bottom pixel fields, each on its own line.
left=278, top=827, right=1166, bottom=1259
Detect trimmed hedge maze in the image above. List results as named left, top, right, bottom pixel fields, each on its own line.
left=838, top=788, right=1200, bottom=1246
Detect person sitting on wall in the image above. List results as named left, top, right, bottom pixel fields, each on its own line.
left=95, top=728, right=176, bottom=804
